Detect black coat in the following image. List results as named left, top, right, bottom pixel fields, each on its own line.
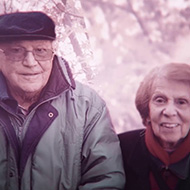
left=118, top=129, right=190, bottom=190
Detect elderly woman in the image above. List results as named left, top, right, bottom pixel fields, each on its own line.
left=119, top=63, right=190, bottom=190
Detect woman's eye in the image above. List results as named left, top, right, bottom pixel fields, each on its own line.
left=153, top=97, right=166, bottom=104
left=177, top=99, right=188, bottom=105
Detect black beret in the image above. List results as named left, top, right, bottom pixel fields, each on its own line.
left=0, top=11, right=56, bottom=41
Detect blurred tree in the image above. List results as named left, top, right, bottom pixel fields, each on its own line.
left=81, top=0, right=190, bottom=132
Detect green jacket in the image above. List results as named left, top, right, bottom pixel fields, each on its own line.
left=0, top=56, right=125, bottom=190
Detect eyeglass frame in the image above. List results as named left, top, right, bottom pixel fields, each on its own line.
left=0, top=47, right=54, bottom=61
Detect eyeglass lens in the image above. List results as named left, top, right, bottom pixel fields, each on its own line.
left=4, top=47, right=53, bottom=61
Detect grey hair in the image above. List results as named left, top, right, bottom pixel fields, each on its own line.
left=135, top=63, right=190, bottom=126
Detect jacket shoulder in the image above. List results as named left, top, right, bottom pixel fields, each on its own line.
left=118, top=128, right=147, bottom=163
left=118, top=129, right=150, bottom=190
left=118, top=128, right=145, bottom=147
left=73, top=81, right=106, bottom=110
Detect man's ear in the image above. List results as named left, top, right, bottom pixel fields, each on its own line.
left=0, top=52, right=5, bottom=71
left=52, top=40, right=58, bottom=52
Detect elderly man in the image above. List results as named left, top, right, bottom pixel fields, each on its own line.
left=0, top=11, right=125, bottom=190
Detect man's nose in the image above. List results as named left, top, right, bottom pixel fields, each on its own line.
left=22, top=51, right=38, bottom=67
left=162, top=102, right=177, bottom=117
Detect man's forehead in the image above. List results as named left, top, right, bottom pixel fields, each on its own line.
left=0, top=40, right=53, bottom=47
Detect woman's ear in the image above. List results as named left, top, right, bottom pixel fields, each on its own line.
left=145, top=117, right=151, bottom=126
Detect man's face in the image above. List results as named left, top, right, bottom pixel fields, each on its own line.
left=0, top=40, right=54, bottom=96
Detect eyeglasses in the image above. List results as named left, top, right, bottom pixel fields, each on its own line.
left=0, top=47, right=54, bottom=61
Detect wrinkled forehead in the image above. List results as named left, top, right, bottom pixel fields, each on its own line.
left=0, top=40, right=54, bottom=48
left=151, top=75, right=190, bottom=93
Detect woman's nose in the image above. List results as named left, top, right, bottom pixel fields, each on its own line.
left=162, top=103, right=177, bottom=117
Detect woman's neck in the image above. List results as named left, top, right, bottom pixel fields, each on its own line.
left=158, top=138, right=183, bottom=154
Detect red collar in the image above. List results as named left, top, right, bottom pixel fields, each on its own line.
left=145, top=126, right=190, bottom=166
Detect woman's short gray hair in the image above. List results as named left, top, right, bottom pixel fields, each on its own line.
left=135, top=63, right=190, bottom=126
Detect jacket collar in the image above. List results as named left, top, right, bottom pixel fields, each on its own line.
left=0, top=73, right=10, bottom=100
left=145, top=126, right=190, bottom=179
left=37, top=55, right=75, bottom=103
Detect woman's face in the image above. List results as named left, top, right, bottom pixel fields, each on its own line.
left=148, top=77, right=190, bottom=149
